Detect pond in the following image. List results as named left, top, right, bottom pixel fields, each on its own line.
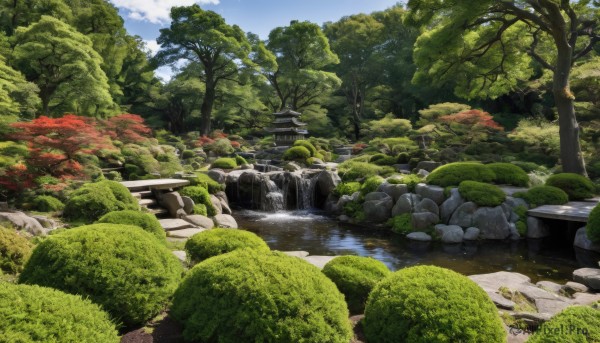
left=235, top=210, right=600, bottom=283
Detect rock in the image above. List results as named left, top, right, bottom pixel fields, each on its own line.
left=310, top=158, right=325, bottom=165
left=464, top=227, right=480, bottom=240
left=416, top=161, right=442, bottom=172
left=181, top=196, right=195, bottom=215
left=183, top=215, right=215, bottom=229
left=209, top=194, right=223, bottom=215
left=172, top=250, right=187, bottom=263
left=0, top=211, right=47, bottom=236
left=415, top=198, right=439, bottom=216
left=570, top=292, right=600, bottom=305
left=473, top=206, right=511, bottom=240
left=415, top=183, right=445, bottom=205
left=283, top=251, right=309, bottom=258
left=240, top=164, right=253, bottom=170
left=159, top=192, right=185, bottom=218
left=572, top=268, right=600, bottom=290
left=316, top=171, right=341, bottom=196
left=284, top=162, right=302, bottom=172
left=363, top=194, right=394, bottom=223
left=511, top=312, right=552, bottom=326
left=534, top=298, right=570, bottom=316
left=337, top=192, right=359, bottom=210
left=411, top=212, right=439, bottom=231
left=440, top=188, right=465, bottom=224
left=364, top=192, right=391, bottom=202
left=416, top=169, right=430, bottom=178
left=406, top=232, right=432, bottom=242
left=561, top=282, right=588, bottom=295
left=393, top=164, right=411, bottom=172
left=302, top=255, right=336, bottom=269
left=31, top=215, right=59, bottom=230
left=207, top=169, right=227, bottom=183
left=338, top=215, right=350, bottom=222
left=435, top=224, right=464, bottom=243
left=526, top=217, right=550, bottom=239
left=487, top=292, right=515, bottom=310
left=377, top=182, right=408, bottom=202
left=391, top=193, right=421, bottom=216
left=158, top=218, right=195, bottom=231
left=213, top=214, right=238, bottom=229
left=469, top=271, right=531, bottom=293
left=536, top=281, right=563, bottom=294
left=504, top=196, right=528, bottom=210
left=168, top=228, right=206, bottom=239
left=219, top=198, right=232, bottom=215
left=509, top=223, right=521, bottom=240
left=449, top=202, right=478, bottom=227
left=573, top=227, right=600, bottom=253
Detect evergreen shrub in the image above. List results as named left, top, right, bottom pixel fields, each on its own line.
left=458, top=181, right=506, bottom=207
left=184, top=228, right=269, bottom=263
left=546, top=173, right=596, bottom=201
left=426, top=162, right=496, bottom=187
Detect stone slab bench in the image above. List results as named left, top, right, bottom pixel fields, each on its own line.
left=528, top=202, right=597, bottom=223
left=120, top=179, right=190, bottom=192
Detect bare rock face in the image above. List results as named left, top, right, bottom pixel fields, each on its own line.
left=573, top=268, right=600, bottom=290
left=440, top=188, right=465, bottom=224
left=415, top=198, right=439, bottom=216
left=415, top=183, right=445, bottom=205
left=363, top=193, right=394, bottom=223
left=0, top=211, right=47, bottom=236
left=181, top=196, right=195, bottom=215
left=391, top=193, right=421, bottom=217
left=316, top=171, right=341, bottom=197
left=406, top=232, right=432, bottom=242
left=411, top=212, right=439, bottom=232
left=377, top=182, right=408, bottom=202
left=207, top=169, right=227, bottom=183
left=434, top=224, right=464, bottom=243
left=449, top=202, right=478, bottom=228
left=183, top=215, right=215, bottom=229
left=526, top=217, right=550, bottom=239
left=473, top=206, right=511, bottom=240
left=574, top=227, right=600, bottom=253
left=213, top=214, right=238, bottom=229
left=209, top=194, right=223, bottom=215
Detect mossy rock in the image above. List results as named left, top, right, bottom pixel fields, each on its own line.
left=361, top=176, right=385, bottom=195
left=96, top=210, right=165, bottom=241
left=171, top=249, right=353, bottom=342
left=527, top=306, right=600, bottom=343
left=184, top=228, right=270, bottom=263
left=458, top=181, right=506, bottom=207
left=364, top=265, right=505, bottom=342
left=293, top=140, right=317, bottom=157
left=283, top=146, right=311, bottom=161
left=513, top=186, right=569, bottom=207
left=546, top=173, right=596, bottom=201
left=487, top=162, right=529, bottom=187
left=426, top=162, right=496, bottom=187
left=211, top=157, right=237, bottom=169
left=322, top=256, right=391, bottom=314
left=0, top=227, right=32, bottom=274
left=179, top=186, right=215, bottom=216
left=333, top=182, right=361, bottom=197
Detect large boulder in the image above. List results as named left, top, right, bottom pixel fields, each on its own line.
left=526, top=217, right=551, bottom=239
left=435, top=224, right=464, bottom=243
left=415, top=198, right=439, bottom=216
left=207, top=169, right=227, bottom=184
left=316, top=171, right=341, bottom=196
left=391, top=193, right=421, bottom=217
left=473, top=206, right=511, bottom=240
left=464, top=227, right=480, bottom=240
left=415, top=183, right=445, bottom=205
left=439, top=188, right=465, bottom=224
left=0, top=211, right=46, bottom=236
left=572, top=268, right=600, bottom=290
left=337, top=192, right=360, bottom=210
left=377, top=182, right=408, bottom=202
left=415, top=161, right=442, bottom=172
left=411, top=212, right=439, bottom=232
left=213, top=214, right=238, bottom=229
left=573, top=227, right=600, bottom=253
left=181, top=196, right=195, bottom=215
left=209, top=194, right=223, bottom=215
left=184, top=215, right=215, bottom=229
left=363, top=194, right=394, bottom=223
left=448, top=202, right=478, bottom=227
left=159, top=192, right=185, bottom=218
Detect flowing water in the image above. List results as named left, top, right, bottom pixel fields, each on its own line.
left=235, top=210, right=600, bottom=283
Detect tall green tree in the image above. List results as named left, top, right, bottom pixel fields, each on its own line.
left=155, top=5, right=252, bottom=135
left=407, top=0, right=600, bottom=175
left=0, top=0, right=72, bottom=36
left=12, top=16, right=113, bottom=116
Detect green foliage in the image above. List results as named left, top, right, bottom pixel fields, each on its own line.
left=193, top=204, right=207, bottom=216
left=104, top=171, right=122, bottom=181
left=283, top=146, right=312, bottom=161
left=487, top=163, right=529, bottom=187
left=211, top=157, right=237, bottom=169
left=363, top=114, right=413, bottom=138
left=546, top=173, right=596, bottom=201
left=511, top=161, right=542, bottom=173
left=333, top=182, right=361, bottom=197
left=417, top=103, right=471, bottom=124
left=513, top=186, right=569, bottom=207
left=207, top=138, right=235, bottom=156
left=586, top=204, right=600, bottom=244
left=391, top=174, right=423, bottom=192
left=97, top=210, right=165, bottom=241
left=63, top=180, right=138, bottom=223
left=361, top=176, right=385, bottom=195
left=388, top=214, right=413, bottom=234
left=32, top=195, right=64, bottom=212
left=185, top=228, right=269, bottom=263
left=0, top=283, right=119, bottom=343
left=185, top=172, right=225, bottom=194
left=458, top=181, right=506, bottom=207
left=234, top=154, right=248, bottom=165
left=369, top=153, right=397, bottom=166
left=338, top=160, right=394, bottom=181
left=427, top=162, right=496, bottom=187
left=322, top=256, right=391, bottom=314
left=508, top=119, right=560, bottom=156
left=179, top=186, right=215, bottom=216
left=293, top=140, right=318, bottom=157
left=0, top=227, right=32, bottom=274
left=171, top=249, right=352, bottom=343
left=364, top=266, right=505, bottom=343
left=182, top=150, right=196, bottom=159
left=528, top=306, right=600, bottom=343
left=19, top=224, right=183, bottom=327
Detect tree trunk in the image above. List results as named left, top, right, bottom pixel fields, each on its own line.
left=200, top=77, right=215, bottom=136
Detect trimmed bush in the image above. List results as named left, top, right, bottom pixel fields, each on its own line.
left=293, top=140, right=317, bottom=157
left=361, top=176, right=385, bottom=195
left=458, top=181, right=506, bottom=207
left=0, top=283, right=119, bottom=342
left=211, top=157, right=237, bottom=169
left=389, top=174, right=423, bottom=192
left=193, top=204, right=207, bottom=216
left=32, top=195, right=65, bottom=212
left=364, top=265, right=505, bottom=342
left=587, top=204, right=600, bottom=243
left=339, top=160, right=394, bottom=181
left=185, top=228, right=269, bottom=263
left=334, top=182, right=361, bottom=197
left=322, top=256, right=391, bottom=314
left=487, top=162, right=529, bottom=187
left=182, top=150, right=195, bottom=159
left=97, top=210, right=165, bottom=241
left=513, top=186, right=569, bottom=207
left=184, top=172, right=225, bottom=194
left=63, top=180, right=138, bottom=223
left=179, top=186, right=215, bottom=216
left=0, top=227, right=32, bottom=274
left=546, top=173, right=596, bottom=201
left=283, top=146, right=311, bottom=161
left=511, top=161, right=541, bottom=173
left=370, top=154, right=396, bottom=166
left=19, top=224, right=183, bottom=327
left=426, top=162, right=496, bottom=187
left=528, top=306, right=600, bottom=343
left=234, top=154, right=248, bottom=165
left=171, top=249, right=352, bottom=343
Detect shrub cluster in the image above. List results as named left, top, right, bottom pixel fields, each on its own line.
left=171, top=250, right=352, bottom=343
left=322, top=256, right=391, bottom=314
left=388, top=174, right=423, bottom=192
left=211, top=157, right=237, bottom=169
left=0, top=283, right=119, bottom=342
left=528, top=306, right=600, bottom=343
left=0, top=227, right=32, bottom=274
left=458, top=181, right=506, bottom=207
left=364, top=265, right=505, bottom=342
left=283, top=146, right=311, bottom=161
left=63, top=180, right=138, bottom=223
left=234, top=154, right=248, bottom=165
left=487, top=163, right=529, bottom=187
left=179, top=186, right=215, bottom=216
left=19, top=224, right=183, bottom=327
left=32, top=195, right=65, bottom=212
left=587, top=204, right=600, bottom=243
left=184, top=228, right=270, bottom=263
left=546, top=173, right=596, bottom=201
left=513, top=186, right=569, bottom=207
left=387, top=214, right=413, bottom=234
left=361, top=176, right=385, bottom=195
left=97, top=210, right=165, bottom=241
left=369, top=153, right=396, bottom=166
left=338, top=160, right=394, bottom=181
left=333, top=182, right=361, bottom=197
left=293, top=140, right=318, bottom=157
left=184, top=172, right=225, bottom=194
left=426, top=162, right=496, bottom=187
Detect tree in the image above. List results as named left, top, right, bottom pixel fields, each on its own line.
left=0, top=0, right=72, bottom=36
left=156, top=5, right=252, bottom=135
left=0, top=58, right=40, bottom=120
left=407, top=0, right=600, bottom=175
left=102, top=114, right=152, bottom=144
left=12, top=16, right=113, bottom=116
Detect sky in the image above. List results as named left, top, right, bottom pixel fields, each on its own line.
left=108, top=0, right=401, bottom=80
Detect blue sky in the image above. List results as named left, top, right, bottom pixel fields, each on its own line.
left=109, top=0, right=401, bottom=79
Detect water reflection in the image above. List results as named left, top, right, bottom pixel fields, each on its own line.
left=235, top=210, right=600, bottom=283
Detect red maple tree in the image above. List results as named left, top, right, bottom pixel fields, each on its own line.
left=438, top=110, right=503, bottom=131
left=102, top=114, right=152, bottom=144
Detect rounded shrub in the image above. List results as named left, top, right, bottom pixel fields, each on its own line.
left=586, top=204, right=600, bottom=243
left=322, top=256, right=391, bottom=314
left=234, top=154, right=248, bottom=165
left=19, top=224, right=183, bottom=327
left=179, top=186, right=215, bottom=216
left=97, top=210, right=165, bottom=241
left=458, top=180, right=506, bottom=207
left=293, top=140, right=317, bottom=157
left=0, top=227, right=32, bottom=274
left=0, top=283, right=119, bottom=342
left=487, top=162, right=529, bottom=187
left=185, top=228, right=269, bottom=263
left=546, top=173, right=596, bottom=200
left=364, top=265, right=505, bottom=343
left=211, top=157, right=237, bottom=169
left=370, top=153, right=396, bottom=166
left=171, top=249, right=352, bottom=343
left=514, top=185, right=569, bottom=207
left=361, top=175, right=385, bottom=195
left=426, top=162, right=496, bottom=187
left=333, top=182, right=361, bottom=197
left=528, top=306, right=600, bottom=343
left=193, top=203, right=208, bottom=216
left=63, top=180, right=138, bottom=223
left=32, top=195, right=65, bottom=212
left=182, top=150, right=196, bottom=159
left=283, top=146, right=311, bottom=161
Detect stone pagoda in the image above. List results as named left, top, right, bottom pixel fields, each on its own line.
left=267, top=108, right=308, bottom=146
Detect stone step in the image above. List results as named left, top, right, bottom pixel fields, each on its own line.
left=158, top=218, right=196, bottom=231
left=131, top=192, right=142, bottom=200
left=139, top=198, right=157, bottom=207
left=131, top=190, right=153, bottom=199
left=167, top=228, right=206, bottom=239
left=146, top=208, right=169, bottom=217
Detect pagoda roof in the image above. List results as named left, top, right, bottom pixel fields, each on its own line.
left=272, top=118, right=307, bottom=126
left=266, top=127, right=308, bottom=134
left=273, top=108, right=302, bottom=117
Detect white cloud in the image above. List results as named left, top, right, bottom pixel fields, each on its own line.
left=155, top=66, right=174, bottom=82
left=143, top=39, right=160, bottom=56
left=110, top=0, right=220, bottom=24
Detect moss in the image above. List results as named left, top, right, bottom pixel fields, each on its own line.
left=511, top=161, right=541, bottom=173
left=587, top=204, right=600, bottom=243
left=364, top=266, right=505, bottom=343
left=361, top=176, right=385, bottom=195
left=19, top=224, right=183, bottom=327
left=369, top=154, right=396, bottom=166
left=487, top=163, right=529, bottom=187
left=426, top=162, right=496, bottom=187
left=528, top=306, right=600, bottom=343
left=234, top=154, right=248, bottom=165
left=293, top=140, right=317, bottom=157
left=193, top=204, right=207, bottom=216
left=546, top=173, right=596, bottom=201
left=184, top=228, right=269, bottom=264
left=338, top=160, right=394, bottom=182
left=283, top=146, right=311, bottom=161
left=182, top=150, right=195, bottom=159
left=179, top=186, right=215, bottom=216
left=63, top=181, right=137, bottom=223
left=388, top=214, right=413, bottom=234
left=0, top=227, right=32, bottom=274
left=322, top=256, right=391, bottom=314
left=171, top=250, right=352, bottom=343
left=184, top=172, right=225, bottom=194
left=211, top=157, right=237, bottom=169
left=458, top=181, right=506, bottom=207
left=97, top=210, right=165, bottom=241
left=333, top=182, right=361, bottom=197
left=393, top=174, right=423, bottom=192
left=32, top=195, right=65, bottom=212
left=0, top=283, right=119, bottom=342
left=514, top=185, right=569, bottom=207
